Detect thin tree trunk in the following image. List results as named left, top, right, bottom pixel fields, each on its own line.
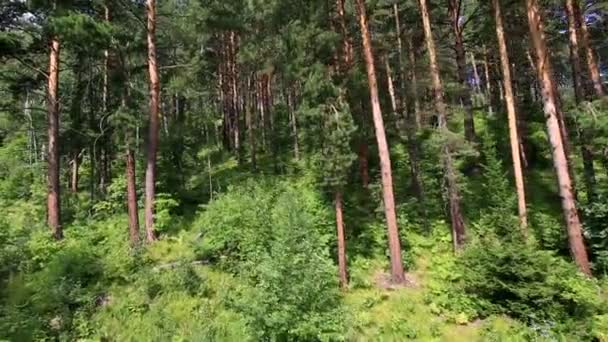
left=393, top=3, right=407, bottom=114
left=449, top=0, right=476, bottom=142
left=407, top=34, right=422, bottom=129
left=470, top=52, right=482, bottom=95
left=246, top=74, right=257, bottom=169
left=354, top=0, right=405, bottom=283
left=419, top=0, right=466, bottom=250
left=70, top=156, right=79, bottom=193
left=335, top=190, right=348, bottom=289
left=525, top=0, right=591, bottom=276
left=492, top=0, right=528, bottom=233
left=565, top=0, right=585, bottom=103
left=565, top=0, right=597, bottom=201
left=144, top=0, right=160, bottom=242
left=287, top=87, right=300, bottom=160
left=336, top=0, right=354, bottom=70
left=385, top=57, right=398, bottom=114
left=483, top=46, right=496, bottom=114
left=571, top=0, right=604, bottom=97
left=126, top=146, right=140, bottom=245
left=47, top=35, right=62, bottom=240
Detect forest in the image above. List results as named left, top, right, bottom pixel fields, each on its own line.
left=1, top=0, right=608, bottom=340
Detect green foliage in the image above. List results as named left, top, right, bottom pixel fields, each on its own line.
left=457, top=237, right=605, bottom=337
left=194, top=179, right=344, bottom=341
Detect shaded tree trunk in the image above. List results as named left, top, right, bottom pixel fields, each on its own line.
left=354, top=0, right=405, bottom=283
left=525, top=0, right=591, bottom=276
left=492, top=0, right=528, bottom=233
left=144, top=0, right=160, bottom=242
left=419, top=0, right=466, bottom=250
left=47, top=35, right=62, bottom=240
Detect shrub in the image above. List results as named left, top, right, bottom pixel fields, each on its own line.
left=194, top=179, right=345, bottom=341
left=457, top=237, right=604, bottom=330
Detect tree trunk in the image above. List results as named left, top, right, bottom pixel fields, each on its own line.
left=47, top=35, right=62, bottom=240
left=144, top=0, right=160, bottom=242
left=419, top=0, right=466, bottom=249
left=70, top=155, right=79, bottom=193
left=393, top=3, right=407, bottom=114
left=492, top=0, right=528, bottom=233
left=335, top=190, right=348, bottom=289
left=565, top=0, right=597, bottom=201
left=525, top=0, right=591, bottom=276
left=287, top=86, right=300, bottom=160
left=449, top=0, right=476, bottom=142
left=565, top=0, right=585, bottom=103
left=407, top=34, right=422, bottom=129
left=571, top=0, right=604, bottom=97
left=336, top=0, right=354, bottom=70
left=126, top=146, right=140, bottom=245
left=246, top=74, right=257, bottom=169
left=354, top=0, right=405, bottom=283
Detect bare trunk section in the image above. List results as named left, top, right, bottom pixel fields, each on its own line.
left=492, top=0, right=528, bottom=233
left=144, top=0, right=160, bottom=242
left=47, top=36, right=62, bottom=240
left=354, top=0, right=405, bottom=283
left=449, top=0, right=476, bottom=142
left=419, top=0, right=466, bottom=249
left=335, top=191, right=348, bottom=289
left=525, top=0, right=591, bottom=276
left=571, top=0, right=604, bottom=97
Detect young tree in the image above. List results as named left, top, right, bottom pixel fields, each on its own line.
left=418, top=0, right=466, bottom=250
left=354, top=0, right=405, bottom=283
left=144, top=0, right=160, bottom=242
left=492, top=0, right=528, bottom=232
left=525, top=0, right=591, bottom=276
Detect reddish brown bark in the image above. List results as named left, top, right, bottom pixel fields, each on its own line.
left=419, top=0, right=466, bottom=249
left=335, top=191, right=348, bottom=289
left=525, top=0, right=591, bottom=276
left=144, top=0, right=160, bottom=242
left=354, top=0, right=405, bottom=283
left=492, top=0, right=528, bottom=232
left=47, top=35, right=62, bottom=239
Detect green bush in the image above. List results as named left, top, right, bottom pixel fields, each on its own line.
left=194, top=179, right=345, bottom=341
left=457, top=237, right=604, bottom=335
